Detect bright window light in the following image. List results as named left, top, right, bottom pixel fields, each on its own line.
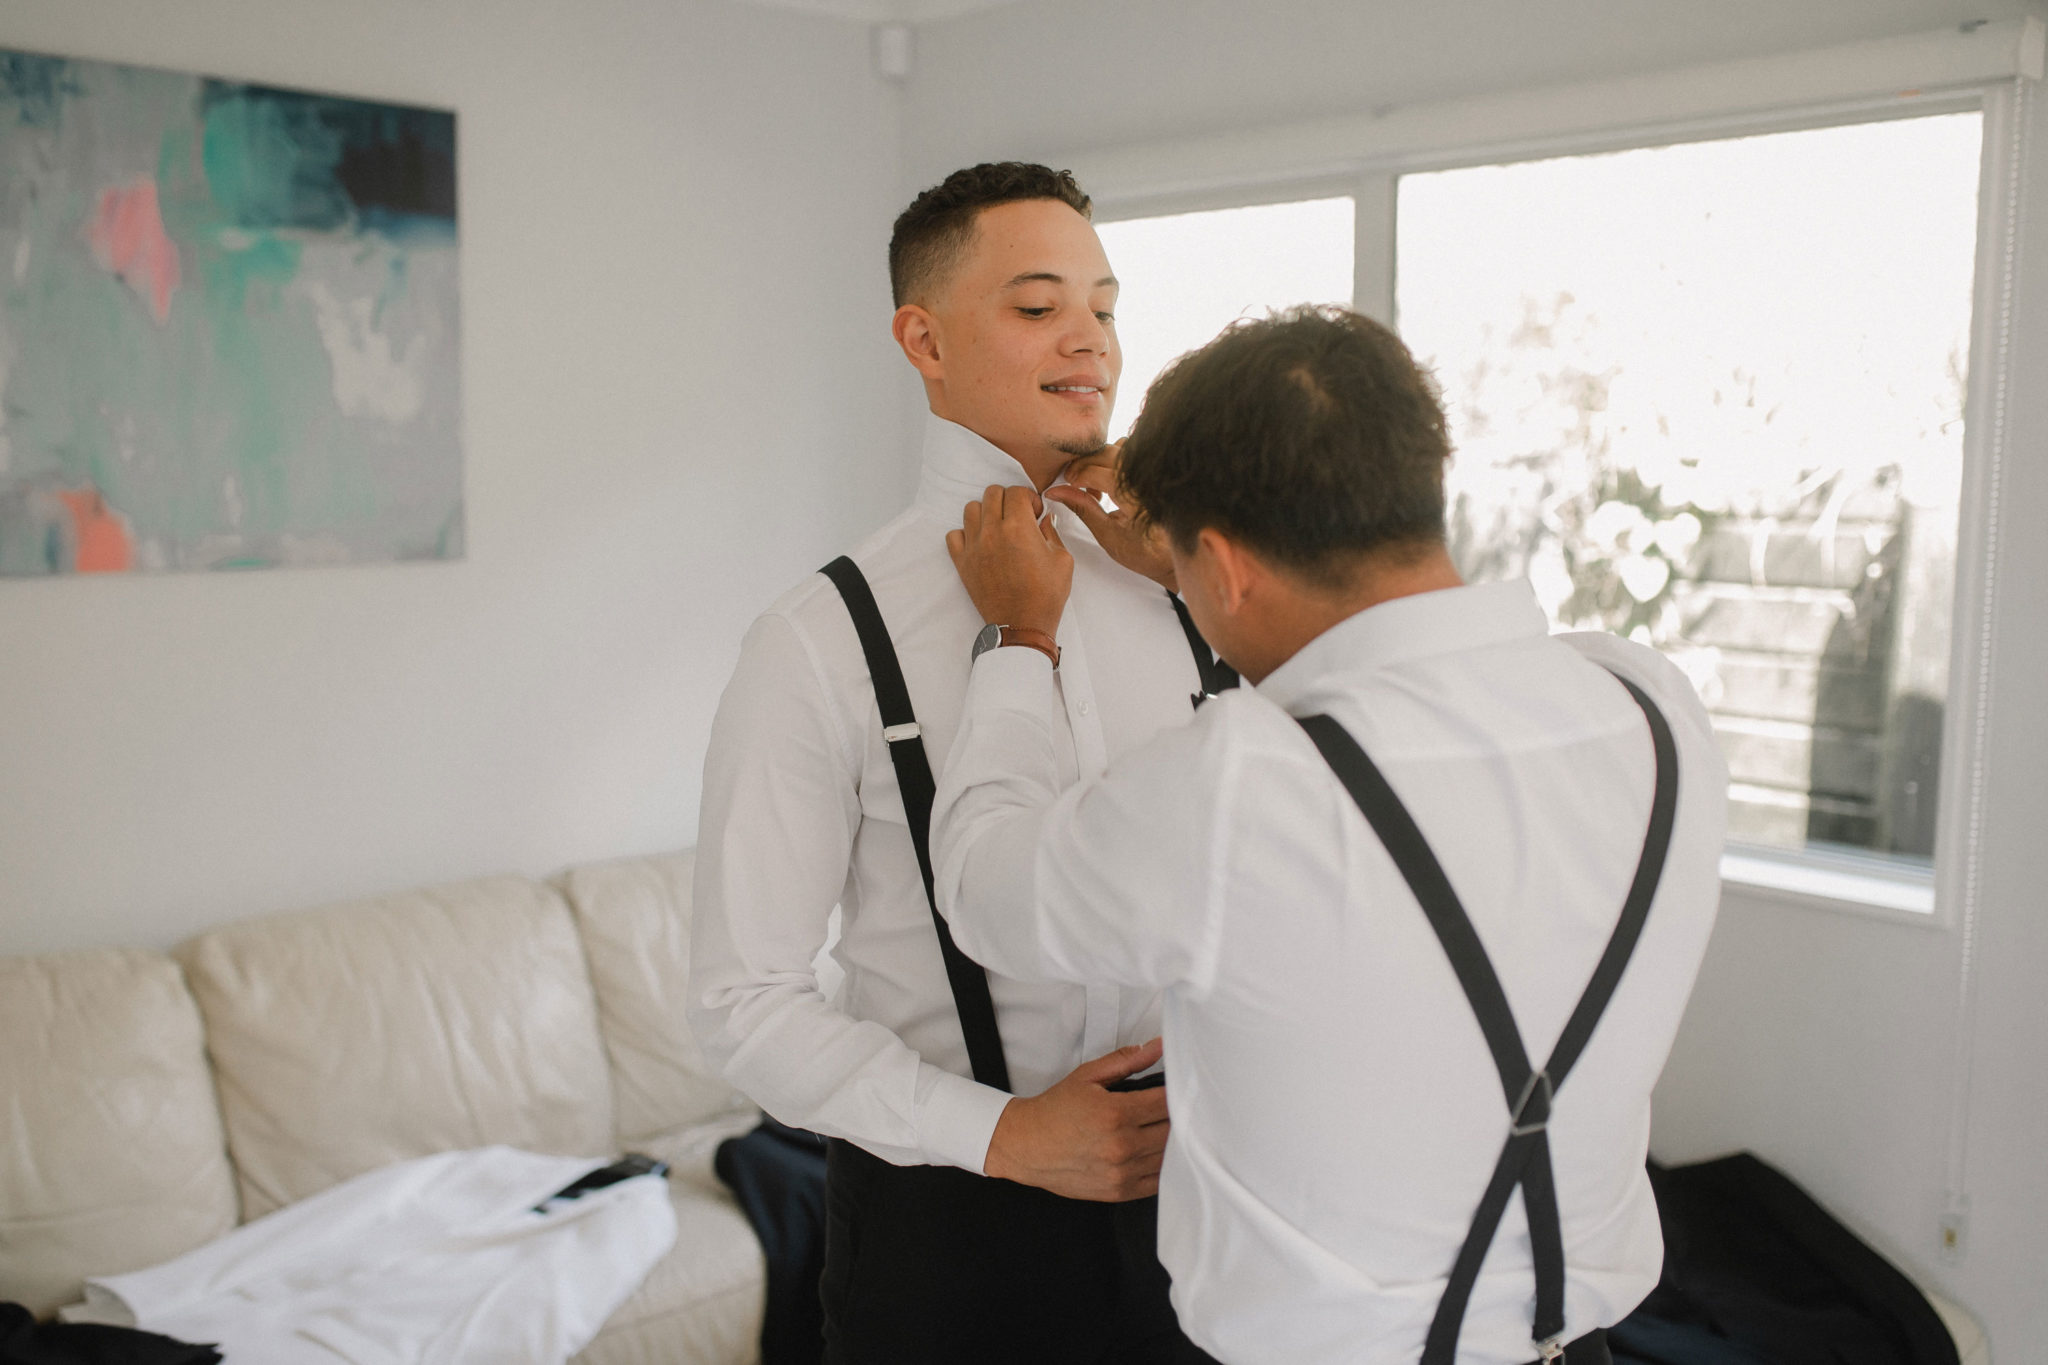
left=1098, top=197, right=1355, bottom=441
left=1396, top=113, right=1983, bottom=870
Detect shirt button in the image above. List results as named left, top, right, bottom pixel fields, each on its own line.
left=1079, top=700, right=1094, bottom=717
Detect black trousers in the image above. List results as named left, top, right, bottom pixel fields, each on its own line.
left=820, top=1138, right=1217, bottom=1365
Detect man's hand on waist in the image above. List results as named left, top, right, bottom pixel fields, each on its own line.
left=981, top=1037, right=1169, bottom=1202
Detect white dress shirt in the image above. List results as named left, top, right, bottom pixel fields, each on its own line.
left=68, top=1147, right=675, bottom=1365
left=931, top=580, right=1729, bottom=1365
left=689, top=412, right=1208, bottom=1174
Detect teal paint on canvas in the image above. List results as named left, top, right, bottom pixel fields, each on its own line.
left=0, top=48, right=461, bottom=575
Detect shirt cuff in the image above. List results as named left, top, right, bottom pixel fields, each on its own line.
left=917, top=1067, right=1015, bottom=1175
left=971, top=638, right=1062, bottom=710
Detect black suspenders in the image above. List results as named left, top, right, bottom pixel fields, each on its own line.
left=1295, top=674, right=1679, bottom=1365
left=819, top=556, right=1237, bottom=1096
left=823, top=556, right=1012, bottom=1092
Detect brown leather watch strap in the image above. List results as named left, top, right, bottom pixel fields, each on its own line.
left=998, top=626, right=1060, bottom=669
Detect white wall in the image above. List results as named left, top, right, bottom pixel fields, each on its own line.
left=899, top=0, right=2048, bottom=1355
left=902, top=0, right=2042, bottom=179
left=0, top=0, right=914, bottom=955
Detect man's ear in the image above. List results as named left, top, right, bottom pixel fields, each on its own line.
left=1193, top=528, right=1260, bottom=616
left=893, top=304, right=944, bottom=381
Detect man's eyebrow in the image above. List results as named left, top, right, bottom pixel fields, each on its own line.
left=1000, top=271, right=1121, bottom=290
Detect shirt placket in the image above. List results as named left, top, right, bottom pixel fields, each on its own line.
left=1050, top=596, right=1122, bottom=1063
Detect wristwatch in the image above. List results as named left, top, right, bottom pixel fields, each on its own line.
left=971, top=622, right=1060, bottom=669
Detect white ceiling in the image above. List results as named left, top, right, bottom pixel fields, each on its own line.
left=731, top=0, right=1030, bottom=22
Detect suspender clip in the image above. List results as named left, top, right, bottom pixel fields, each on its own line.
left=881, top=722, right=922, bottom=743
left=1510, top=1069, right=1554, bottom=1137
left=1536, top=1335, right=1566, bottom=1362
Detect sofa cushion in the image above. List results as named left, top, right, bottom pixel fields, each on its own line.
left=572, top=1109, right=767, bottom=1365
left=0, top=948, right=238, bottom=1317
left=174, top=875, right=616, bottom=1219
left=555, top=851, right=745, bottom=1144
left=570, top=1181, right=764, bottom=1365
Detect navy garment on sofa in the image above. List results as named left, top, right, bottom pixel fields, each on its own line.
left=0, top=1303, right=220, bottom=1365
left=1610, top=1154, right=1959, bottom=1365
left=715, top=1117, right=829, bottom=1365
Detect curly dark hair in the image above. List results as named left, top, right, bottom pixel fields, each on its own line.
left=889, top=162, right=1092, bottom=306
left=1120, top=306, right=1452, bottom=589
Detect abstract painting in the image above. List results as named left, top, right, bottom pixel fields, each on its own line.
left=0, top=49, right=461, bottom=576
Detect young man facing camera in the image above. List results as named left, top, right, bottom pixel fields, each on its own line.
left=933, top=307, right=1729, bottom=1365
left=690, top=164, right=1222, bottom=1363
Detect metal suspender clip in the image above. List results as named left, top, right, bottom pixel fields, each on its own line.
left=881, top=722, right=922, bottom=743
left=1536, top=1336, right=1566, bottom=1362
left=1510, top=1070, right=1554, bottom=1137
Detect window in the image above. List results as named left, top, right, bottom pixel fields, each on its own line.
left=1395, top=114, right=1982, bottom=886
left=1097, top=197, right=1355, bottom=441
left=1088, top=90, right=2005, bottom=913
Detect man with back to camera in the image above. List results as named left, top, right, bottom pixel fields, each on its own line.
left=688, top=163, right=1225, bottom=1363
left=930, top=305, right=1731, bottom=1365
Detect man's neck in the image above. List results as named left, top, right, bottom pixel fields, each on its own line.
left=1240, top=548, right=1466, bottom=684
left=927, top=406, right=1072, bottom=491
left=993, top=439, right=1069, bottom=492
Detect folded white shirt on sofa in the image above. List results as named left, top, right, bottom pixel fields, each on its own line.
left=66, top=1145, right=676, bottom=1365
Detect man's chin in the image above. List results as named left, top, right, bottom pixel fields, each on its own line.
left=1051, top=433, right=1110, bottom=460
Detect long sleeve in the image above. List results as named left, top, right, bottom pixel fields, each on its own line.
left=931, top=645, right=1231, bottom=997
left=688, top=612, right=1011, bottom=1173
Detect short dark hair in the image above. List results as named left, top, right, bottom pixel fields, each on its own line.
left=889, top=162, right=1092, bottom=307
left=1120, top=306, right=1451, bottom=588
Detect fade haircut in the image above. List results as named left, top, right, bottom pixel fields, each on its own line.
left=1120, top=306, right=1452, bottom=590
left=889, top=162, right=1092, bottom=307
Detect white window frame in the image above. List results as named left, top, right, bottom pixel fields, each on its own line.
left=1071, top=18, right=2043, bottom=926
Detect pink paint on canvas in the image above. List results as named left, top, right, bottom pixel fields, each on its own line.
left=86, top=179, right=181, bottom=324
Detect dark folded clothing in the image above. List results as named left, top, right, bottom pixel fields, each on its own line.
left=1611, top=1153, right=1959, bottom=1365
left=716, top=1116, right=829, bottom=1365
left=708, top=1131, right=1962, bottom=1365
left=0, top=1303, right=220, bottom=1365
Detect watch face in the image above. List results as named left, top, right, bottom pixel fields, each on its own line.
left=971, top=622, right=1003, bottom=661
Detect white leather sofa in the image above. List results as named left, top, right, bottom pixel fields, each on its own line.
left=0, top=850, right=767, bottom=1364
left=0, top=848, right=1994, bottom=1365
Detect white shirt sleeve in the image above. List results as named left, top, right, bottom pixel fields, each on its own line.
left=688, top=612, right=1012, bottom=1173
left=932, top=645, right=1231, bottom=997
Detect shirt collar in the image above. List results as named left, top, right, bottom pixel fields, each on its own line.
left=1256, top=579, right=1551, bottom=714
left=913, top=413, right=1037, bottom=521
left=910, top=411, right=1106, bottom=549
